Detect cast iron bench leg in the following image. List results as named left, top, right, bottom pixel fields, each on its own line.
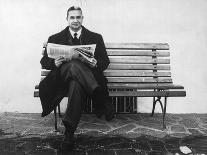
left=58, top=103, right=62, bottom=117
left=151, top=97, right=164, bottom=117
left=162, top=97, right=167, bottom=129
left=151, top=94, right=167, bottom=129
left=54, top=107, right=57, bottom=131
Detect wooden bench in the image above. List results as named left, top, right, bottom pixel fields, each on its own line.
left=34, top=43, right=186, bottom=130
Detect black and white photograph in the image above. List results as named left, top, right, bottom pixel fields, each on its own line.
left=0, top=0, right=207, bottom=154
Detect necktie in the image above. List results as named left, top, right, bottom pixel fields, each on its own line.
left=73, top=33, right=80, bottom=45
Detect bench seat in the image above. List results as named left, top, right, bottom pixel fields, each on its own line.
left=34, top=43, right=186, bottom=130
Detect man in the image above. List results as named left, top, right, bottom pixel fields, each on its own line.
left=39, top=6, right=115, bottom=150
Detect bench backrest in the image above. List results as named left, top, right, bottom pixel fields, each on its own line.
left=104, top=43, right=171, bottom=89
left=41, top=43, right=172, bottom=89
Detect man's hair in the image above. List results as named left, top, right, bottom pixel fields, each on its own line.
left=66, top=6, right=82, bottom=19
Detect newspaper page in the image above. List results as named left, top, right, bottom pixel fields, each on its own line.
left=47, top=43, right=96, bottom=63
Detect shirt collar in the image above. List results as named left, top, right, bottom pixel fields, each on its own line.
left=69, top=27, right=82, bottom=39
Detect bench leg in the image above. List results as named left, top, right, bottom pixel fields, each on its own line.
left=150, top=89, right=167, bottom=129
left=158, top=97, right=164, bottom=113
left=162, top=97, right=167, bottom=129
left=151, top=96, right=164, bottom=116
left=54, top=107, right=58, bottom=131
left=58, top=103, right=62, bottom=117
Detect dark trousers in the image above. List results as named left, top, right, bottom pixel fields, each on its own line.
left=59, top=60, right=99, bottom=129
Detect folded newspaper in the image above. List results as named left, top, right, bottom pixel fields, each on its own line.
left=47, top=43, right=96, bottom=63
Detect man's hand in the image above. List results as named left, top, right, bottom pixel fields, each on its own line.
left=54, top=56, right=65, bottom=67
left=54, top=51, right=96, bottom=68
left=80, top=56, right=97, bottom=68
left=90, top=58, right=97, bottom=68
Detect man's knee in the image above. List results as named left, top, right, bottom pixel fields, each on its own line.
left=61, top=60, right=80, bottom=71
left=60, top=60, right=83, bottom=78
left=69, top=80, right=82, bottom=90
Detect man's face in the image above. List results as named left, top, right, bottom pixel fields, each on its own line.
left=67, top=10, right=83, bottom=32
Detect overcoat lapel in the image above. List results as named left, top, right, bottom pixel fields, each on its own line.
left=58, top=26, right=73, bottom=45
left=80, top=26, right=90, bottom=45
left=67, top=29, right=74, bottom=45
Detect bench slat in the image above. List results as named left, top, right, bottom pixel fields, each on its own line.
left=107, top=49, right=170, bottom=57
left=107, top=83, right=184, bottom=89
left=41, top=64, right=171, bottom=70
left=105, top=43, right=169, bottom=50
left=42, top=44, right=170, bottom=55
left=109, top=91, right=186, bottom=97
left=108, top=64, right=170, bottom=70
left=109, top=57, right=170, bottom=64
left=104, top=70, right=171, bottom=77
left=35, top=83, right=184, bottom=90
left=107, top=77, right=172, bottom=83
left=34, top=90, right=186, bottom=97
left=40, top=77, right=172, bottom=83
left=34, top=91, right=39, bottom=97
left=41, top=70, right=171, bottom=77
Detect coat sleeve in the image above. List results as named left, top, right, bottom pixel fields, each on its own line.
left=94, top=35, right=110, bottom=72
left=40, top=37, right=57, bottom=70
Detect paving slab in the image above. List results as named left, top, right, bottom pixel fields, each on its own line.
left=170, top=124, right=186, bottom=132
left=179, top=118, right=200, bottom=128
left=188, top=128, right=203, bottom=136
left=0, top=112, right=207, bottom=154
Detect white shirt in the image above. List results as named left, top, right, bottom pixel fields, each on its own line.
left=69, top=27, right=82, bottom=39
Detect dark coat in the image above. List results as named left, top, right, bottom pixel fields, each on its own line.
left=39, top=26, right=110, bottom=117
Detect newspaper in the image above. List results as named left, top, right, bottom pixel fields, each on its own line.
left=47, top=43, right=96, bottom=63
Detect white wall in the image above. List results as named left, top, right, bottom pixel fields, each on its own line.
left=0, top=0, right=207, bottom=113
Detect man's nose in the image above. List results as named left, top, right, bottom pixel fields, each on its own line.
left=74, top=18, right=78, bottom=22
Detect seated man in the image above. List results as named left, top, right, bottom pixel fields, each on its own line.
left=39, top=6, right=115, bottom=151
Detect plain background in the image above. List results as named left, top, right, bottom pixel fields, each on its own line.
left=0, top=0, right=207, bottom=113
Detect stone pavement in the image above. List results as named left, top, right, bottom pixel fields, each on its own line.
left=0, top=112, right=207, bottom=154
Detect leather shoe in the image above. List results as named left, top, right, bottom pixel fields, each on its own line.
left=105, top=111, right=115, bottom=121
left=96, top=113, right=103, bottom=119
left=60, top=130, right=75, bottom=151
left=104, top=100, right=115, bottom=121
left=95, top=109, right=115, bottom=121
left=60, top=139, right=74, bottom=151
left=60, top=121, right=75, bottom=151
left=94, top=109, right=104, bottom=118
